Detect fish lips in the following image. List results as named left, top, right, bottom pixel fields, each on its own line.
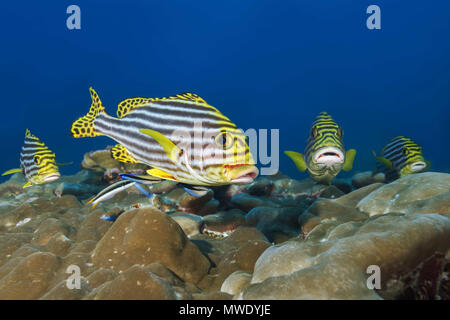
left=313, top=147, right=344, bottom=167
left=43, top=173, right=61, bottom=183
left=226, top=164, right=259, bottom=184
left=410, top=161, right=426, bottom=172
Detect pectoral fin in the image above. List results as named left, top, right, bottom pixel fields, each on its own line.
left=2, top=168, right=22, bottom=176
left=147, top=168, right=177, bottom=181
left=342, top=149, right=357, bottom=171
left=372, top=151, right=393, bottom=170
left=22, top=181, right=33, bottom=188
left=425, top=160, right=431, bottom=170
left=284, top=151, right=307, bottom=172
left=139, top=129, right=182, bottom=164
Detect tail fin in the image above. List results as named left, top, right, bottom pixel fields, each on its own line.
left=70, top=87, right=107, bottom=138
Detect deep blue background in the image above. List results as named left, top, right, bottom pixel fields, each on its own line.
left=1, top=0, right=449, bottom=182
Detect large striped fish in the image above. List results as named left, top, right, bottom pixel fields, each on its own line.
left=372, top=136, right=430, bottom=181
left=2, top=129, right=64, bottom=188
left=284, top=112, right=356, bottom=184
left=70, top=87, right=258, bottom=188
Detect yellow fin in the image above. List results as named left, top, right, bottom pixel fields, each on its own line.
left=425, top=160, right=431, bottom=170
left=2, top=168, right=22, bottom=176
left=87, top=199, right=99, bottom=210
left=22, top=181, right=32, bottom=188
left=117, top=92, right=211, bottom=118
left=343, top=149, right=357, bottom=171
left=139, top=129, right=182, bottom=163
left=70, top=87, right=107, bottom=138
left=284, top=151, right=307, bottom=172
left=372, top=151, right=393, bottom=170
left=25, top=129, right=33, bottom=137
left=117, top=97, right=156, bottom=118
left=110, top=144, right=138, bottom=164
left=146, top=168, right=177, bottom=181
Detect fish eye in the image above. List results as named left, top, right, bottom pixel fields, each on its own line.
left=337, top=128, right=343, bottom=138
left=312, top=127, right=319, bottom=138
left=215, top=132, right=234, bottom=149
left=33, top=156, right=40, bottom=164
left=403, top=149, right=409, bottom=156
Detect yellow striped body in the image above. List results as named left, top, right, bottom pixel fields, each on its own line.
left=285, top=112, right=356, bottom=184
left=70, top=88, right=258, bottom=186
left=2, top=129, right=61, bottom=187
left=374, top=136, right=430, bottom=181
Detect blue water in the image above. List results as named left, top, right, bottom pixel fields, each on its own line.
left=1, top=0, right=449, bottom=181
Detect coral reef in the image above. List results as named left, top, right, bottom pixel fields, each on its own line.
left=237, top=213, right=449, bottom=300
left=0, top=152, right=449, bottom=300
left=356, top=172, right=450, bottom=216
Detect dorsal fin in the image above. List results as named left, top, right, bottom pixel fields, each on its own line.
left=116, top=92, right=212, bottom=118
left=25, top=129, right=41, bottom=142
left=24, top=129, right=50, bottom=149
left=110, top=144, right=138, bottom=164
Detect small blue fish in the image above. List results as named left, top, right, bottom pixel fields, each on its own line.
left=100, top=215, right=119, bottom=222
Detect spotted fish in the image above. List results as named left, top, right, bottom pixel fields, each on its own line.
left=70, top=87, right=258, bottom=188
left=2, top=129, right=69, bottom=188
left=372, top=136, right=430, bottom=181
left=284, top=112, right=356, bottom=184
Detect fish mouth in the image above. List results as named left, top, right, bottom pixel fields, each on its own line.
left=226, top=164, right=259, bottom=184
left=200, top=216, right=244, bottom=238
left=201, top=228, right=234, bottom=238
left=43, top=173, right=61, bottom=182
left=410, top=161, right=426, bottom=172
left=314, top=147, right=344, bottom=166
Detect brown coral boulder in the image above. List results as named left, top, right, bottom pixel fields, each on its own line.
left=236, top=213, right=450, bottom=300
left=357, top=172, right=450, bottom=216
left=91, top=207, right=210, bottom=284
left=0, top=252, right=61, bottom=299
left=89, top=265, right=177, bottom=300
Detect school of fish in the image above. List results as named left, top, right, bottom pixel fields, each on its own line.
left=2, top=87, right=432, bottom=208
